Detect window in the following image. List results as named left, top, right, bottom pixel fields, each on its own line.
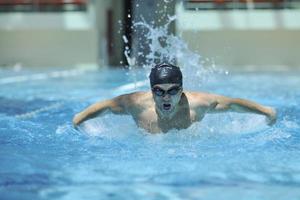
left=0, top=0, right=88, bottom=12
left=184, top=0, right=300, bottom=10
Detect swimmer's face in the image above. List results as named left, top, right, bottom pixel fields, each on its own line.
left=151, top=83, right=183, bottom=117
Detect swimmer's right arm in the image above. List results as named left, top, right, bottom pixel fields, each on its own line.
left=72, top=96, right=127, bottom=127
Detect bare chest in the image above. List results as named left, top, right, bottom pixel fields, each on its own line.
left=134, top=109, right=198, bottom=133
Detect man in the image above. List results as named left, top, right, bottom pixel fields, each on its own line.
left=73, top=63, right=276, bottom=133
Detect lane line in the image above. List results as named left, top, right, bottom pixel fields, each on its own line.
left=13, top=79, right=147, bottom=120
left=0, top=67, right=97, bottom=85
left=15, top=102, right=62, bottom=120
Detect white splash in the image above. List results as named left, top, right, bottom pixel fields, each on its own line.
left=126, top=17, right=225, bottom=90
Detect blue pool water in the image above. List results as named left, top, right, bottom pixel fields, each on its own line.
left=0, top=66, right=300, bottom=200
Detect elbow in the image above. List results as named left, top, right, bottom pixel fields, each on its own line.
left=214, top=99, right=231, bottom=111
left=208, top=101, right=229, bottom=113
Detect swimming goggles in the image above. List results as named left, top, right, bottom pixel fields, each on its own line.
left=152, top=86, right=182, bottom=96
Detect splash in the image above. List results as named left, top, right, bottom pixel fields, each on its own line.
left=123, top=17, right=226, bottom=90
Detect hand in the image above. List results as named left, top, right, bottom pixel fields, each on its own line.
left=72, top=113, right=81, bottom=127
left=266, top=108, right=277, bottom=126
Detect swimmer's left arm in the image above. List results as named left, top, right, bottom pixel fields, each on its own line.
left=207, top=94, right=277, bottom=125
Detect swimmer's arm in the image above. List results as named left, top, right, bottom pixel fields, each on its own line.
left=207, top=95, right=277, bottom=125
left=72, top=96, right=127, bottom=127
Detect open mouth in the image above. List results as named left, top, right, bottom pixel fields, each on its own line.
left=163, top=103, right=171, bottom=111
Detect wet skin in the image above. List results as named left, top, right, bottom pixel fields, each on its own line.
left=73, top=83, right=277, bottom=133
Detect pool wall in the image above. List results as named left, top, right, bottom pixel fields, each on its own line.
left=176, top=7, right=300, bottom=69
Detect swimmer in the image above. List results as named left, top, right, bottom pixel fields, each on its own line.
left=73, top=63, right=277, bottom=133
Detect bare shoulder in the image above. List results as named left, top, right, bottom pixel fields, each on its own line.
left=184, top=91, right=224, bottom=107
left=114, top=91, right=152, bottom=107
left=117, top=91, right=151, bottom=101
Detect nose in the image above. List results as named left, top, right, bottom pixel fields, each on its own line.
left=162, top=94, right=171, bottom=101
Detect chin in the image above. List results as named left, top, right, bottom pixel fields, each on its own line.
left=159, top=104, right=176, bottom=117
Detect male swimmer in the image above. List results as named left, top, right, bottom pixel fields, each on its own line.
left=73, top=63, right=276, bottom=133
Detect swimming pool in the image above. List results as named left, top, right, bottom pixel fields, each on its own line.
left=0, top=66, right=300, bottom=200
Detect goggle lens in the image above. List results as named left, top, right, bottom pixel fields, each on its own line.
left=152, top=86, right=181, bottom=96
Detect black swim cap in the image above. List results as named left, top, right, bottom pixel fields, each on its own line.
left=149, top=63, right=182, bottom=87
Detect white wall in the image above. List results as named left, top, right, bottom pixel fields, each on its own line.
left=176, top=7, right=300, bottom=69
left=0, top=29, right=97, bottom=67
left=0, top=10, right=98, bottom=67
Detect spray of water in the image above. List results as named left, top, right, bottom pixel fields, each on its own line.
left=123, top=16, right=226, bottom=90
